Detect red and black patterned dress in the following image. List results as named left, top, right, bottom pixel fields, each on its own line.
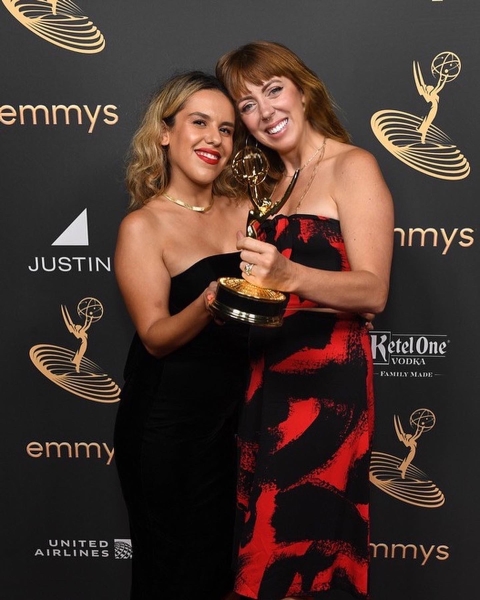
left=234, top=214, right=374, bottom=600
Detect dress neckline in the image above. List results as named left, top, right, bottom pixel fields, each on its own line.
left=270, top=213, right=340, bottom=224
left=171, top=252, right=239, bottom=280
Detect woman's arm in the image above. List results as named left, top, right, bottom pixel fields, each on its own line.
left=237, top=149, right=394, bottom=314
left=114, top=209, right=213, bottom=358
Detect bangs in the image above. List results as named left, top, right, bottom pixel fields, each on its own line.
left=221, top=50, right=289, bottom=100
left=227, top=65, right=280, bottom=100
left=217, top=41, right=305, bottom=100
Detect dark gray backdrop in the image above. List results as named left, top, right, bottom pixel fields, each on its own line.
left=1, top=1, right=478, bottom=598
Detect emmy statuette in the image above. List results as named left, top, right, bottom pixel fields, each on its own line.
left=211, top=146, right=299, bottom=327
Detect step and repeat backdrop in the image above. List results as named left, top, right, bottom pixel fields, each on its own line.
left=1, top=1, right=478, bottom=598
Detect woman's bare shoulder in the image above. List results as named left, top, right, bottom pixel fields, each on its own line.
left=330, top=142, right=382, bottom=177
left=118, top=197, right=168, bottom=238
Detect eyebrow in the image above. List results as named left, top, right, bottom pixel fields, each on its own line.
left=262, top=78, right=281, bottom=92
left=188, top=111, right=235, bottom=128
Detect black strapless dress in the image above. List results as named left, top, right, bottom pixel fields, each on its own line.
left=114, top=253, right=249, bottom=600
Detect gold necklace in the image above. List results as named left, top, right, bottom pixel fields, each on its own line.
left=163, top=193, right=214, bottom=213
left=294, top=138, right=327, bottom=213
left=283, top=138, right=326, bottom=177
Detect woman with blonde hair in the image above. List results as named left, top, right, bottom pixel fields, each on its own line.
left=216, top=41, right=394, bottom=600
left=114, top=71, right=250, bottom=600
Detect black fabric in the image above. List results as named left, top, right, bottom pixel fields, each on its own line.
left=114, top=252, right=249, bottom=600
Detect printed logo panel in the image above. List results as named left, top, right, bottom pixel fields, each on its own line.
left=30, top=297, right=121, bottom=403
left=370, top=541, right=449, bottom=565
left=2, top=0, right=105, bottom=54
left=28, top=209, right=112, bottom=273
left=34, top=538, right=132, bottom=559
left=371, top=331, right=449, bottom=378
left=371, top=52, right=470, bottom=180
left=370, top=409, right=445, bottom=508
left=26, top=440, right=115, bottom=465
left=52, top=209, right=89, bottom=246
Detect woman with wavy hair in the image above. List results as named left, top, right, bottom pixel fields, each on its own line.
left=216, top=41, right=393, bottom=600
left=114, top=71, right=249, bottom=600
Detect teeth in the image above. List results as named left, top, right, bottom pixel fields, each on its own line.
left=197, top=151, right=219, bottom=160
left=267, top=119, right=287, bottom=134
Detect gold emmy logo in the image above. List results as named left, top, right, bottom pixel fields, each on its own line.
left=30, top=297, right=120, bottom=403
left=369, top=408, right=445, bottom=508
left=2, top=0, right=105, bottom=54
left=371, top=52, right=469, bottom=180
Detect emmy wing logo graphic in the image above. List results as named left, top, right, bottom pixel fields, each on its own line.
left=2, top=0, right=105, bottom=54
left=30, top=297, right=120, bottom=403
left=370, top=408, right=445, bottom=508
left=371, top=52, right=470, bottom=180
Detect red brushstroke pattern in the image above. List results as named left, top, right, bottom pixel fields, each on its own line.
left=234, top=216, right=373, bottom=600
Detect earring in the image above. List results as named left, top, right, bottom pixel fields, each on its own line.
left=245, top=134, right=258, bottom=148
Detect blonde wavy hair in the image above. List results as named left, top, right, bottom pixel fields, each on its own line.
left=216, top=41, right=351, bottom=183
left=126, top=71, right=241, bottom=211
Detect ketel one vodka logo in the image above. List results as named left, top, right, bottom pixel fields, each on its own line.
left=30, top=297, right=120, bottom=403
left=2, top=0, right=105, bottom=54
left=370, top=408, right=445, bottom=508
left=370, top=330, right=449, bottom=377
left=371, top=51, right=469, bottom=180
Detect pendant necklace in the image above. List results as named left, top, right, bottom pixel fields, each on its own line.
left=283, top=138, right=327, bottom=177
left=163, top=193, right=214, bottom=213
left=294, top=138, right=327, bottom=213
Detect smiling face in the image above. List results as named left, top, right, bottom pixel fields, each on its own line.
left=161, top=89, right=235, bottom=190
left=235, top=76, right=306, bottom=156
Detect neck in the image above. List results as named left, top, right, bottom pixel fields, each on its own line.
left=162, top=185, right=216, bottom=214
left=165, top=184, right=214, bottom=208
left=281, top=131, right=325, bottom=174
